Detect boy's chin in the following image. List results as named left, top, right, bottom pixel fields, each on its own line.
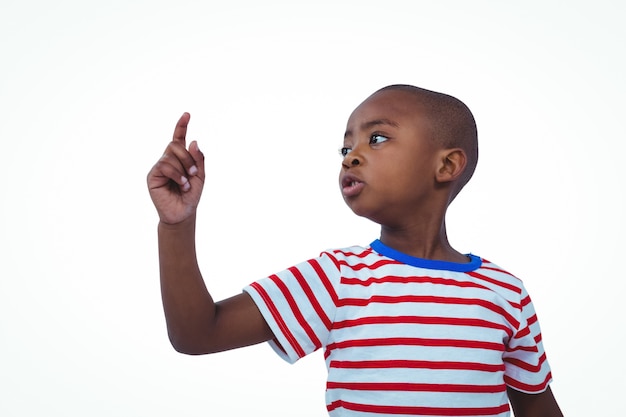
left=345, top=203, right=383, bottom=225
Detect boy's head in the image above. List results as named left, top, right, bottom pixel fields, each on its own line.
left=377, top=84, right=478, bottom=194
left=340, top=85, right=478, bottom=226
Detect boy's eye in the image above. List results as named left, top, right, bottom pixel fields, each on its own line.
left=370, top=134, right=389, bottom=144
left=339, top=147, right=352, bottom=157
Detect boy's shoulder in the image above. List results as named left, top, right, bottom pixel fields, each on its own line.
left=319, top=240, right=526, bottom=299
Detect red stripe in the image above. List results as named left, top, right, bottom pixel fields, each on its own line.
left=504, top=352, right=547, bottom=373
left=504, top=371, right=552, bottom=393
left=327, top=400, right=510, bottom=416
left=332, top=248, right=375, bottom=258
left=288, top=265, right=332, bottom=331
left=514, top=324, right=531, bottom=339
left=269, top=274, right=321, bottom=350
left=331, top=359, right=505, bottom=372
left=338, top=258, right=401, bottom=271
left=308, top=258, right=339, bottom=307
left=467, top=271, right=522, bottom=294
left=334, top=315, right=513, bottom=338
left=338, top=295, right=520, bottom=329
left=249, top=282, right=305, bottom=358
left=506, top=344, right=539, bottom=354
left=326, top=337, right=504, bottom=353
left=479, top=265, right=518, bottom=278
left=327, top=381, right=505, bottom=393
left=324, top=251, right=343, bottom=271
left=341, top=274, right=490, bottom=290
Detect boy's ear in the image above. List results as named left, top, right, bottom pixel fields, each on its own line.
left=435, top=148, right=467, bottom=184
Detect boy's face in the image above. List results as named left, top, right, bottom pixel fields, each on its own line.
left=339, top=89, right=442, bottom=227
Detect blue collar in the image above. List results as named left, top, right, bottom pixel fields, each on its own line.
left=370, top=239, right=482, bottom=272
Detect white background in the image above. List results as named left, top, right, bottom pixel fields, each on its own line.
left=1, top=1, right=624, bottom=416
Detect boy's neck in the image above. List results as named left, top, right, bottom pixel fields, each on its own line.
left=379, top=221, right=468, bottom=263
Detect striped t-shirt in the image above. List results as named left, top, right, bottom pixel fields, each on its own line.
left=243, top=240, right=552, bottom=416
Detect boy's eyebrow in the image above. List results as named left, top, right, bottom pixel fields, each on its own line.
left=344, top=118, right=400, bottom=139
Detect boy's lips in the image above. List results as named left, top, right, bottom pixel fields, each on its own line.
left=341, top=174, right=365, bottom=197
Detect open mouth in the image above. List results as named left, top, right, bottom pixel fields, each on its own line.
left=341, top=175, right=365, bottom=196
left=341, top=173, right=362, bottom=188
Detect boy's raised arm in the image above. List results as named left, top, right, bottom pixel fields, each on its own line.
left=147, top=113, right=274, bottom=354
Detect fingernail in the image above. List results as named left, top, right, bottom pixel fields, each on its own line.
left=182, top=181, right=191, bottom=191
left=181, top=176, right=188, bottom=184
left=189, top=165, right=198, bottom=176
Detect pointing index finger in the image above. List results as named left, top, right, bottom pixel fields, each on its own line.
left=173, top=112, right=191, bottom=146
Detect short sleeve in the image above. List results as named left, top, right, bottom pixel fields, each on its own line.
left=243, top=252, right=340, bottom=364
left=503, top=287, right=553, bottom=393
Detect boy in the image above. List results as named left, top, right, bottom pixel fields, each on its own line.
left=147, top=85, right=563, bottom=416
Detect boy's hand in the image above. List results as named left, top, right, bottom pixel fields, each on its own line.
left=147, top=113, right=205, bottom=225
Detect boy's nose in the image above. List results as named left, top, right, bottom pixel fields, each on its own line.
left=342, top=154, right=361, bottom=168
